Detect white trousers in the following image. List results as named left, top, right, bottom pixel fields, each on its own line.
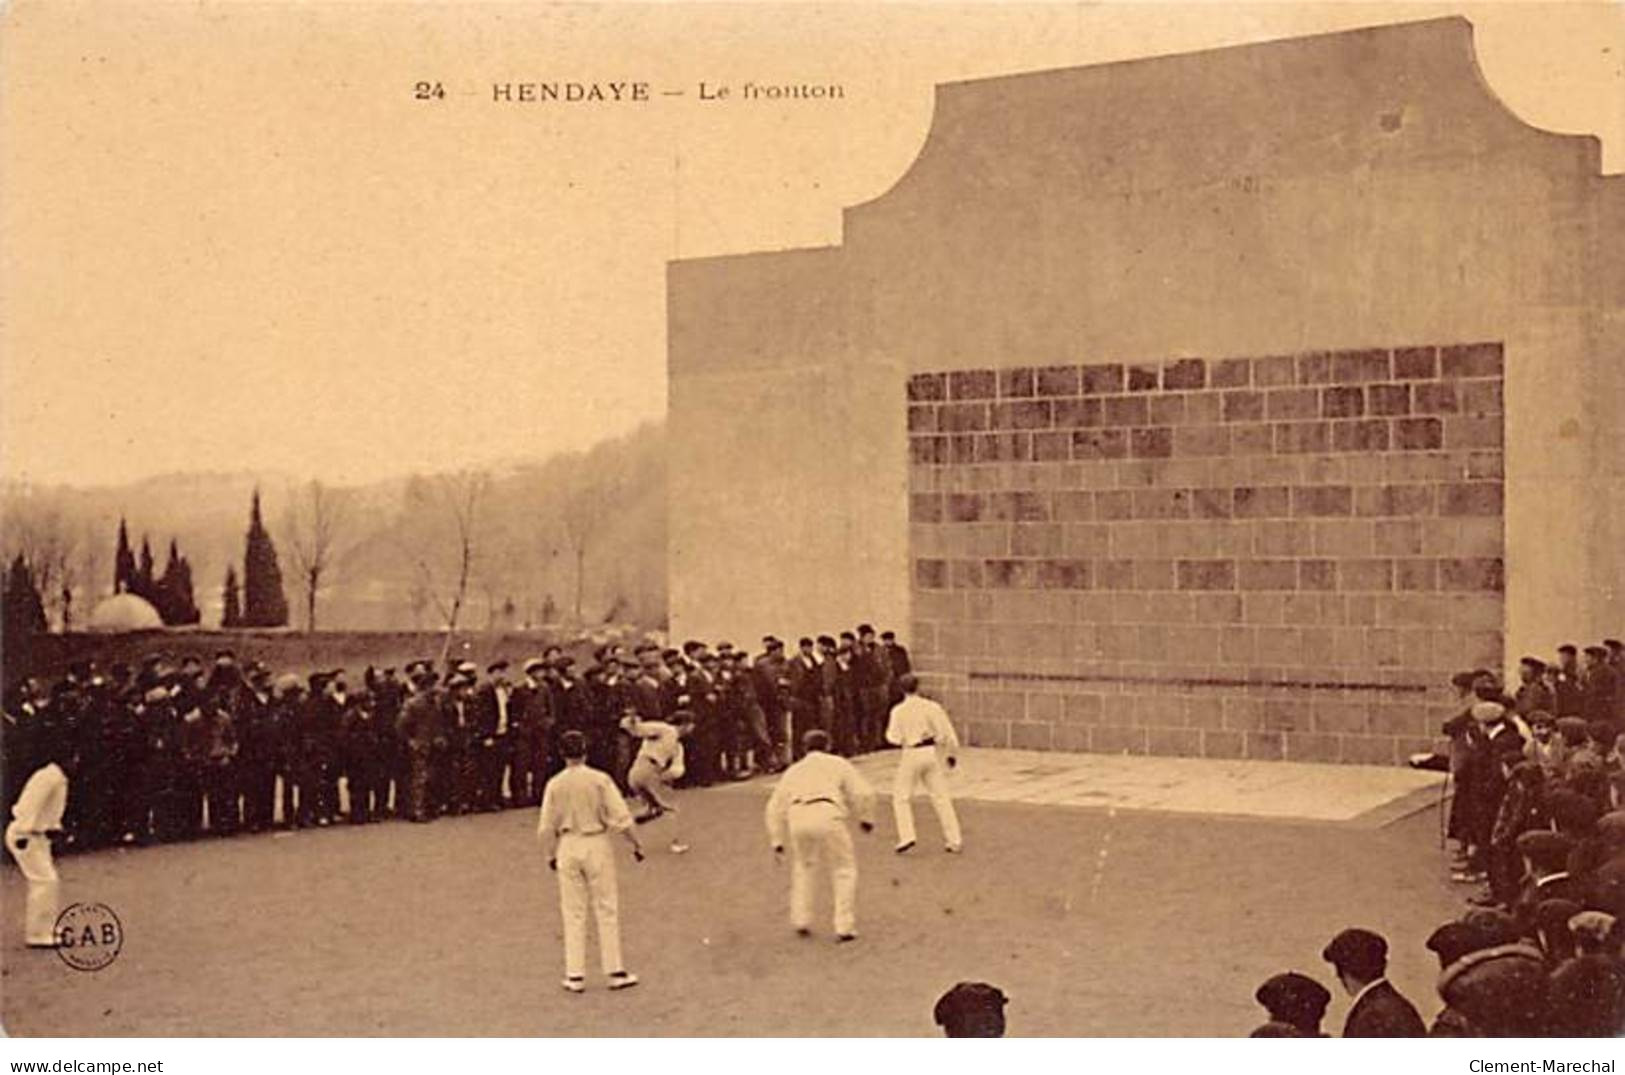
left=893, top=747, right=962, bottom=849
left=787, top=806, right=856, bottom=935
left=628, top=758, right=677, bottom=814
left=5, top=822, right=60, bottom=944
left=555, top=834, right=623, bottom=978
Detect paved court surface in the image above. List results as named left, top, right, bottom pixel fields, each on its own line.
left=722, top=747, right=1445, bottom=826
left=2, top=753, right=1460, bottom=1037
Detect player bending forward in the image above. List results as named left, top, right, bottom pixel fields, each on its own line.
left=885, top=673, right=963, bottom=854
left=765, top=729, right=876, bottom=942
left=537, top=729, right=644, bottom=994
left=619, top=702, right=693, bottom=854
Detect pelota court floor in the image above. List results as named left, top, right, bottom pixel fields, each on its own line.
left=2, top=750, right=1458, bottom=1037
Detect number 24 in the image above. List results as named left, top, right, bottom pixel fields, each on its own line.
left=414, top=81, right=445, bottom=100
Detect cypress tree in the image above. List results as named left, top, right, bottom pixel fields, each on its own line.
left=156, top=539, right=200, bottom=626
left=114, top=517, right=136, bottom=595
left=2, top=554, right=47, bottom=642
left=241, top=489, right=289, bottom=627
left=222, top=566, right=242, bottom=628
left=135, top=536, right=156, bottom=602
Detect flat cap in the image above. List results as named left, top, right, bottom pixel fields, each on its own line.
left=1254, top=972, right=1330, bottom=1025
left=1515, top=829, right=1576, bottom=871
left=1425, top=922, right=1491, bottom=968
left=933, top=981, right=1007, bottom=1030
left=1568, top=911, right=1618, bottom=947
left=1545, top=789, right=1603, bottom=835
left=1321, top=928, right=1386, bottom=971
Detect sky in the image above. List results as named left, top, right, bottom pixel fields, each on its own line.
left=1, top=1, right=1620, bottom=488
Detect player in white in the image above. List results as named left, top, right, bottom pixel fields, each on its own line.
left=5, top=746, right=72, bottom=947
left=884, top=673, right=963, bottom=854
left=619, top=702, right=692, bottom=854
left=765, top=728, right=876, bottom=942
left=536, top=729, right=643, bottom=993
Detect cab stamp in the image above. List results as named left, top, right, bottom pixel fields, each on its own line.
left=54, top=902, right=124, bottom=972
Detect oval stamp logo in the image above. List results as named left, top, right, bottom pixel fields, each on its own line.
left=54, top=902, right=124, bottom=972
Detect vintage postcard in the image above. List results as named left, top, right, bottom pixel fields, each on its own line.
left=1, top=0, right=1621, bottom=1057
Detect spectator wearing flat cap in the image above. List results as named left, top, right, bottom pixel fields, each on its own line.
left=1458, top=698, right=1527, bottom=886
left=1321, top=928, right=1426, bottom=1037
left=396, top=665, right=446, bottom=823
left=1549, top=908, right=1625, bottom=1037
left=1582, top=646, right=1619, bottom=729
left=752, top=638, right=791, bottom=768
left=507, top=659, right=553, bottom=807
left=1250, top=972, right=1331, bottom=1037
left=1514, top=830, right=1583, bottom=931
left=1554, top=646, right=1585, bottom=719
left=933, top=981, right=1007, bottom=1037
left=853, top=625, right=893, bottom=753
left=1430, top=920, right=1550, bottom=1037
left=1483, top=761, right=1549, bottom=908
left=1425, top=920, right=1496, bottom=1037
left=1515, top=658, right=1555, bottom=722
left=547, top=656, right=590, bottom=784
left=469, top=660, right=515, bottom=812
left=786, top=638, right=824, bottom=761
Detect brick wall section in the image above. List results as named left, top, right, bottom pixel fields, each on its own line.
left=906, top=344, right=1505, bottom=766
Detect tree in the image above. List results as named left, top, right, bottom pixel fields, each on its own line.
left=241, top=489, right=289, bottom=628
left=114, top=518, right=136, bottom=595
left=135, top=536, right=156, bottom=603
left=2, top=500, right=79, bottom=631
left=221, top=566, right=243, bottom=628
left=155, top=539, right=200, bottom=626
left=2, top=553, right=47, bottom=645
left=557, top=460, right=623, bottom=624
left=394, top=470, right=489, bottom=662
left=283, top=479, right=352, bottom=633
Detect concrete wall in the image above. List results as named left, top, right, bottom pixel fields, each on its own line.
left=667, top=247, right=909, bottom=645
left=668, top=17, right=1623, bottom=759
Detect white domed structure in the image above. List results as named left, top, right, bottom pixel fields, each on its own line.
left=86, top=593, right=164, bottom=633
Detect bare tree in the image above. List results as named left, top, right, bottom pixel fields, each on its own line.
left=0, top=495, right=79, bottom=632
left=75, top=523, right=104, bottom=626
left=557, top=461, right=623, bottom=625
left=394, top=470, right=490, bottom=663
left=283, top=480, right=353, bottom=633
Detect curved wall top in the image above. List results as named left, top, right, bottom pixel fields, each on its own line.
left=848, top=17, right=1603, bottom=230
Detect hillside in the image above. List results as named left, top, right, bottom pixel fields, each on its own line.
left=1, top=422, right=668, bottom=632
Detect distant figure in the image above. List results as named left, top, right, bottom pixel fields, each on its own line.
left=933, top=981, right=1008, bottom=1037
left=537, top=729, right=643, bottom=994
left=1320, top=928, right=1426, bottom=1037
left=620, top=702, right=693, bottom=855
left=765, top=729, right=876, bottom=941
left=884, top=674, right=963, bottom=855
left=1250, top=971, right=1332, bottom=1037
left=5, top=748, right=73, bottom=947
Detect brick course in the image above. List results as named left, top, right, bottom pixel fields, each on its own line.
left=908, top=343, right=1505, bottom=765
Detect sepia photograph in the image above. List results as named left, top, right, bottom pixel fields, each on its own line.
left=1, top=0, right=1622, bottom=1058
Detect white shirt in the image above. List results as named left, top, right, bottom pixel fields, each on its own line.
left=10, top=763, right=68, bottom=834
left=495, top=686, right=510, bottom=735
left=623, top=718, right=682, bottom=769
left=537, top=764, right=634, bottom=838
left=764, top=751, right=875, bottom=847
left=885, top=694, right=961, bottom=751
